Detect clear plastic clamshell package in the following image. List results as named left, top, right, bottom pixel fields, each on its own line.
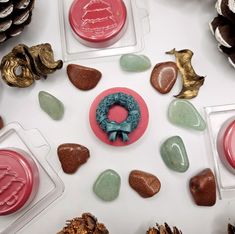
left=205, top=104, right=235, bottom=200
left=58, top=0, right=150, bottom=61
left=0, top=123, right=64, bottom=234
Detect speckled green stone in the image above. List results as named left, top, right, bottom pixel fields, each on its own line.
left=38, top=91, right=64, bottom=120
left=168, top=99, right=206, bottom=131
left=120, top=54, right=151, bottom=72
left=160, top=136, right=189, bottom=172
left=93, top=169, right=121, bottom=202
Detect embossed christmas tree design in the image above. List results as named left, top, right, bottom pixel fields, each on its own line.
left=0, top=166, right=25, bottom=209
left=81, top=0, right=117, bottom=33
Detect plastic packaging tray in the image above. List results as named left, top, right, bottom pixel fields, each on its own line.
left=0, top=123, right=64, bottom=234
left=205, top=104, right=235, bottom=200
left=58, top=0, right=149, bottom=61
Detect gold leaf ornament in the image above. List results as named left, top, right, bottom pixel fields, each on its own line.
left=166, top=48, right=205, bottom=99
left=0, top=43, right=63, bottom=88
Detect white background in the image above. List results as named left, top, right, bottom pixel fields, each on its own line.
left=1, top=0, right=235, bottom=233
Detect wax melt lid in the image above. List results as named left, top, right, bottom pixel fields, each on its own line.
left=89, top=87, right=149, bottom=146
left=0, top=149, right=34, bottom=215
left=69, top=0, right=127, bottom=46
left=223, top=120, right=235, bottom=169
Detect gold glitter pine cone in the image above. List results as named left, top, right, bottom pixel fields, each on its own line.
left=0, top=0, right=35, bottom=43
left=58, top=213, right=109, bottom=234
left=146, top=223, right=182, bottom=234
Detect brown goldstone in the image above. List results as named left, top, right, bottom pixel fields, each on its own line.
left=129, top=170, right=161, bottom=198
left=57, top=143, right=90, bottom=174
left=67, top=64, right=102, bottom=91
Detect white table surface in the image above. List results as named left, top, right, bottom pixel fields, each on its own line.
left=1, top=0, right=235, bottom=233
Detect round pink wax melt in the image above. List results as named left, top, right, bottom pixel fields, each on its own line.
left=217, top=119, right=235, bottom=173
left=89, top=87, right=149, bottom=146
left=69, top=0, right=127, bottom=48
left=0, top=149, right=39, bottom=215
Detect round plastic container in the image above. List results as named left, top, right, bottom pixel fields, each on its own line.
left=0, top=148, right=39, bottom=215
left=69, top=0, right=127, bottom=48
left=217, top=118, right=235, bottom=173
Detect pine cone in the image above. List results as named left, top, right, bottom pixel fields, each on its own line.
left=0, top=0, right=35, bottom=43
left=146, top=223, right=182, bottom=234
left=210, top=0, right=235, bottom=68
left=228, top=223, right=235, bottom=234
left=57, top=213, right=109, bottom=234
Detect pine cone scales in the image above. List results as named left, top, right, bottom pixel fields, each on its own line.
left=210, top=0, right=235, bottom=68
left=0, top=0, right=35, bottom=43
left=58, top=213, right=109, bottom=234
left=146, top=223, right=182, bottom=234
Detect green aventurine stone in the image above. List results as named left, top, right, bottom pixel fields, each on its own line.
left=120, top=54, right=151, bottom=72
left=93, top=169, right=121, bottom=202
left=168, top=99, right=206, bottom=131
left=38, top=91, right=64, bottom=120
left=160, top=136, right=189, bottom=172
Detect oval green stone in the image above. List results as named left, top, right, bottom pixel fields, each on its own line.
left=120, top=54, right=151, bottom=72
left=160, top=136, right=189, bottom=173
left=38, top=91, right=64, bottom=120
left=93, top=169, right=121, bottom=202
left=168, top=99, right=206, bottom=131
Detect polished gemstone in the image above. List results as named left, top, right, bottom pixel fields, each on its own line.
left=57, top=143, right=90, bottom=174
left=67, top=64, right=102, bottom=90
left=168, top=99, right=206, bottom=131
left=38, top=91, right=64, bottom=120
left=120, top=54, right=151, bottom=72
left=150, top=62, right=178, bottom=94
left=189, top=168, right=216, bottom=206
left=160, top=136, right=189, bottom=172
left=93, top=169, right=121, bottom=202
left=0, top=116, right=3, bottom=129
left=129, top=170, right=161, bottom=198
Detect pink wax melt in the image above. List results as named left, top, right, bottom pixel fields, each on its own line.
left=217, top=119, right=235, bottom=173
left=0, top=148, right=39, bottom=215
left=69, top=0, right=127, bottom=48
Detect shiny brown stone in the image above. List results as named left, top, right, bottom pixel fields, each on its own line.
left=150, top=62, right=178, bottom=94
left=129, top=170, right=161, bottom=198
left=189, top=168, right=216, bottom=206
left=0, top=116, right=3, bottom=129
left=57, top=143, right=90, bottom=174
left=67, top=64, right=102, bottom=91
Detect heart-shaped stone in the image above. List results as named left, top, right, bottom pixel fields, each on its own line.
left=0, top=116, right=3, bottom=130
left=57, top=143, right=90, bottom=174
left=67, top=64, right=102, bottom=90
left=129, top=170, right=161, bottom=198
left=150, top=62, right=178, bottom=94
left=189, top=168, right=216, bottom=206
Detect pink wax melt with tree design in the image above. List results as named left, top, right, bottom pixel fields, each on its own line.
left=69, top=0, right=127, bottom=47
left=0, top=149, right=39, bottom=215
left=217, top=119, right=235, bottom=173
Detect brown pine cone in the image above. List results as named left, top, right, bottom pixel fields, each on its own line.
left=146, top=223, right=182, bottom=234
left=228, top=223, right=235, bottom=234
left=57, top=213, right=109, bottom=234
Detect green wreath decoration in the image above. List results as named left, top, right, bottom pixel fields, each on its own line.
left=96, top=92, right=141, bottom=142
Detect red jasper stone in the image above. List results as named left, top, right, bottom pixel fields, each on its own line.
left=69, top=0, right=127, bottom=48
left=150, top=62, right=178, bottom=94
left=189, top=168, right=216, bottom=206
left=0, top=149, right=39, bottom=215
left=0, top=116, right=3, bottom=130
